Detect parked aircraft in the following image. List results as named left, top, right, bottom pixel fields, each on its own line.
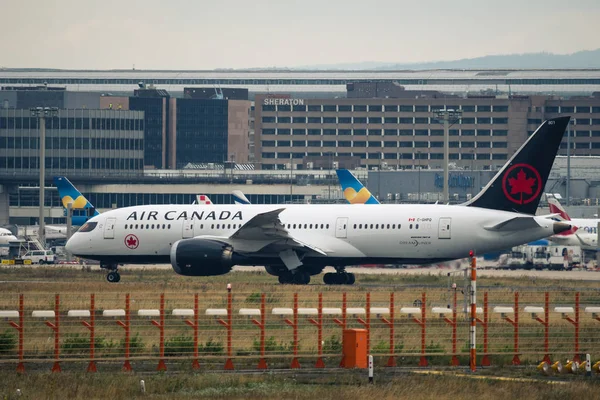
left=336, top=170, right=380, bottom=204
left=547, top=197, right=599, bottom=250
left=65, top=117, right=572, bottom=284
left=0, top=228, right=18, bottom=257
left=54, top=176, right=100, bottom=226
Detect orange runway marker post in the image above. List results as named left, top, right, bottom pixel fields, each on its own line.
left=150, top=293, right=167, bottom=371
left=217, top=284, right=234, bottom=370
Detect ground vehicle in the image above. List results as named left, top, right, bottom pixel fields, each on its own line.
left=22, top=250, right=56, bottom=264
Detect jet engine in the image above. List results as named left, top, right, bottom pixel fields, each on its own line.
left=170, top=238, right=235, bottom=276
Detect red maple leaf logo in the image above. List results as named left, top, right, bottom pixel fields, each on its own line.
left=507, top=169, right=536, bottom=204
left=124, top=234, right=139, bottom=249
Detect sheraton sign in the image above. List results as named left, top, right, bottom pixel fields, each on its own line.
left=263, top=98, right=305, bottom=106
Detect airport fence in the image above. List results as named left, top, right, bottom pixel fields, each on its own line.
left=0, top=289, right=599, bottom=372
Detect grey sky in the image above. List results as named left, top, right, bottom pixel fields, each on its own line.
left=1, top=0, right=599, bottom=69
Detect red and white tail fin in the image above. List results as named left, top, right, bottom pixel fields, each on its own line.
left=547, top=197, right=571, bottom=221
left=196, top=195, right=213, bottom=205
left=547, top=197, right=578, bottom=236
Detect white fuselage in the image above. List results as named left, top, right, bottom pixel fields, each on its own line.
left=66, top=204, right=559, bottom=266
left=549, top=217, right=599, bottom=250
left=0, top=229, right=18, bottom=256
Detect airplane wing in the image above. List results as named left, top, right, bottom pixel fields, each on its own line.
left=221, top=208, right=328, bottom=256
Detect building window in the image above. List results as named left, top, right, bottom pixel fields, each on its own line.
left=492, top=142, right=508, bottom=148
left=576, top=106, right=591, bottom=113
left=384, top=105, right=398, bottom=112
left=493, top=105, right=508, bottom=112
left=477, top=105, right=491, bottom=112
left=293, top=116, right=306, bottom=123
left=461, top=117, right=475, bottom=124
left=462, top=142, right=475, bottom=148
left=477, top=141, right=491, bottom=148
left=493, top=130, right=507, bottom=136
left=338, top=105, right=352, bottom=112
left=415, top=105, right=429, bottom=112
left=385, top=117, right=398, bottom=124
left=308, top=117, right=321, bottom=123
left=292, top=129, right=306, bottom=135
left=414, top=117, right=428, bottom=124
left=462, top=105, right=475, bottom=112
left=323, top=117, right=336, bottom=124
left=368, top=117, right=382, bottom=124
left=323, top=105, right=336, bottom=112
left=354, top=117, right=367, bottom=124
left=399, top=118, right=413, bottom=124
left=308, top=105, right=321, bottom=112
left=369, top=105, right=382, bottom=112
left=493, top=117, right=508, bottom=124
left=399, top=105, right=413, bottom=112
left=492, top=153, right=508, bottom=160
left=561, top=106, right=575, bottom=113
left=477, top=117, right=491, bottom=124
left=368, top=129, right=382, bottom=136
left=461, top=130, right=475, bottom=136
left=384, top=129, right=398, bottom=136
left=354, top=105, right=367, bottom=112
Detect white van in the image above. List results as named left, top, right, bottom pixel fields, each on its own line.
left=22, top=250, right=56, bottom=264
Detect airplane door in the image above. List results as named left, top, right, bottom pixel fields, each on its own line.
left=182, top=220, right=194, bottom=239
left=104, top=218, right=116, bottom=239
left=438, top=217, right=451, bottom=239
left=335, top=217, right=348, bottom=238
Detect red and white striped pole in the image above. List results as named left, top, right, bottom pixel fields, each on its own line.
left=469, top=250, right=477, bottom=372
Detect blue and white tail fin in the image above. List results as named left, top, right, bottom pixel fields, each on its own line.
left=53, top=176, right=99, bottom=225
left=232, top=190, right=251, bottom=205
left=336, top=169, right=380, bottom=204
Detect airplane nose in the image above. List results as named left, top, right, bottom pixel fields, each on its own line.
left=65, top=236, right=75, bottom=253
left=553, top=222, right=572, bottom=235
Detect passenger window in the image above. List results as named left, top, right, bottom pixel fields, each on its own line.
left=162, top=224, right=166, bottom=229
left=228, top=224, right=231, bottom=229
left=304, top=224, right=307, bottom=229
left=211, top=224, right=215, bottom=229
left=146, top=224, right=149, bottom=229
left=392, top=224, right=395, bottom=229
left=151, top=224, right=155, bottom=229
left=125, top=224, right=128, bottom=229
left=293, top=224, right=297, bottom=229
left=168, top=224, right=171, bottom=229
left=353, top=224, right=356, bottom=229
left=398, top=224, right=401, bottom=229
left=359, top=224, right=362, bottom=229
left=375, top=224, right=379, bottom=229
left=416, top=224, right=419, bottom=229
left=310, top=224, right=313, bottom=229
left=320, top=224, right=324, bottom=229
left=387, top=224, right=390, bottom=229
left=410, top=224, right=413, bottom=229
left=326, top=224, right=329, bottom=229
left=370, top=224, right=373, bottom=229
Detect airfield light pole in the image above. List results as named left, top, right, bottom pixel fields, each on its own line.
left=433, top=108, right=462, bottom=204
left=327, top=151, right=333, bottom=201
left=31, top=107, right=59, bottom=248
left=417, top=151, right=421, bottom=202
left=567, top=119, right=571, bottom=206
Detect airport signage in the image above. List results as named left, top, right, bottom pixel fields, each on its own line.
left=263, top=98, right=305, bottom=106
left=434, top=173, right=475, bottom=189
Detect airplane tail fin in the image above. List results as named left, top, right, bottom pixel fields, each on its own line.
left=336, top=169, right=380, bottom=204
left=547, top=197, right=571, bottom=220
left=195, top=195, right=213, bottom=205
left=464, top=117, right=570, bottom=215
left=53, top=176, right=99, bottom=215
left=232, top=190, right=251, bottom=205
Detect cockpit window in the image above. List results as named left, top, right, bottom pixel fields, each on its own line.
left=79, top=222, right=98, bottom=233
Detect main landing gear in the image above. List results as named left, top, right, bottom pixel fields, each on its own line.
left=323, top=268, right=356, bottom=285
left=101, top=263, right=121, bottom=283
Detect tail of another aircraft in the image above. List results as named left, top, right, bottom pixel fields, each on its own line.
left=232, top=190, right=251, bottom=205
left=464, top=117, right=570, bottom=215
left=547, top=197, right=571, bottom=220
left=547, top=196, right=578, bottom=236
left=195, top=195, right=213, bottom=205
left=336, top=169, right=381, bottom=204
left=53, top=176, right=99, bottom=225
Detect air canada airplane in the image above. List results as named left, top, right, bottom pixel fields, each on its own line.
left=66, top=117, right=572, bottom=284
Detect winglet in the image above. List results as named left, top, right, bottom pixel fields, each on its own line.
left=336, top=169, right=380, bottom=204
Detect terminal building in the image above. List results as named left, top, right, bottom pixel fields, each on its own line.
left=253, top=87, right=600, bottom=170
